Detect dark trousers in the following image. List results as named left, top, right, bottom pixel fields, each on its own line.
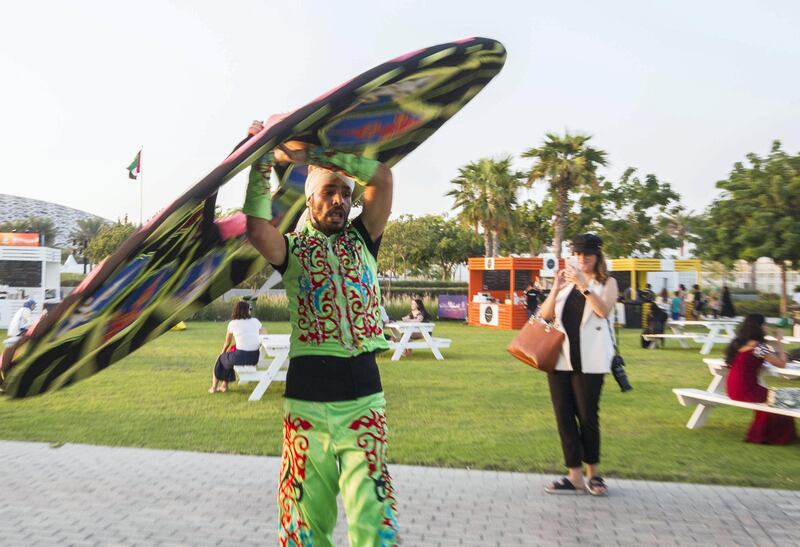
left=214, top=349, right=259, bottom=381
left=547, top=371, right=605, bottom=468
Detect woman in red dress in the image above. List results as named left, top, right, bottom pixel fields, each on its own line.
left=725, top=314, right=796, bottom=444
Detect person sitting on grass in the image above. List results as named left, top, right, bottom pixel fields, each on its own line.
left=209, top=300, right=264, bottom=394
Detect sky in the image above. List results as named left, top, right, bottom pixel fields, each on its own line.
left=1, top=0, right=798, bottom=224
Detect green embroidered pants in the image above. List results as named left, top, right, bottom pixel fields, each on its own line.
left=278, top=392, right=399, bottom=546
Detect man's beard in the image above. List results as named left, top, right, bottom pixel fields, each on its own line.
left=311, top=206, right=348, bottom=235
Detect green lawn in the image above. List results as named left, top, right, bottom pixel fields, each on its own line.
left=1, top=322, right=797, bottom=489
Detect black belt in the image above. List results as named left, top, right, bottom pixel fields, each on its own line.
left=285, top=351, right=382, bottom=402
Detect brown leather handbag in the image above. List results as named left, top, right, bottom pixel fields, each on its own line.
left=507, top=316, right=565, bottom=373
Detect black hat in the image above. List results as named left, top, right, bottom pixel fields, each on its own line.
left=571, top=233, right=603, bottom=255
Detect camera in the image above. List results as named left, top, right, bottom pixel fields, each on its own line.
left=611, top=355, right=632, bottom=392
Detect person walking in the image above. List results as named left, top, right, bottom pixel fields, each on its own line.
left=538, top=234, right=619, bottom=496
left=720, top=286, right=736, bottom=317
left=243, top=120, right=397, bottom=545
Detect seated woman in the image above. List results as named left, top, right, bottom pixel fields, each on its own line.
left=398, top=298, right=431, bottom=356
left=401, top=298, right=430, bottom=339
left=209, top=300, right=265, bottom=394
left=725, top=313, right=796, bottom=444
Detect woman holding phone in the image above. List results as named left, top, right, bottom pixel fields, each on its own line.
left=538, top=234, right=619, bottom=496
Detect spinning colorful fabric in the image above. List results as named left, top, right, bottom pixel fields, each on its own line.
left=1, top=37, right=506, bottom=398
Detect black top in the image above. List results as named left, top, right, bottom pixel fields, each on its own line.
left=525, top=288, right=541, bottom=312
left=562, top=288, right=586, bottom=373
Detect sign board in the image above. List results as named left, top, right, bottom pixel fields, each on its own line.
left=479, top=303, right=499, bottom=326
left=539, top=253, right=557, bottom=277
left=0, top=233, right=39, bottom=246
left=438, top=294, right=468, bottom=320
left=0, top=261, right=41, bottom=287
left=484, top=257, right=495, bottom=270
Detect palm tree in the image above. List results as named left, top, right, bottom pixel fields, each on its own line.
left=658, top=208, right=697, bottom=258
left=447, top=157, right=522, bottom=257
left=522, top=132, right=607, bottom=258
left=70, top=217, right=107, bottom=245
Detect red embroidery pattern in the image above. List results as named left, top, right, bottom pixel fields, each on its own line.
left=350, top=410, right=399, bottom=544
left=292, top=225, right=383, bottom=349
left=293, top=232, right=341, bottom=345
left=279, top=415, right=313, bottom=547
left=332, top=231, right=383, bottom=346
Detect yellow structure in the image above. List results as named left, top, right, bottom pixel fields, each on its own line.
left=607, top=258, right=702, bottom=295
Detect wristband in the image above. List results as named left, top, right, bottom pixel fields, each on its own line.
left=242, top=152, right=274, bottom=220
left=307, top=146, right=380, bottom=185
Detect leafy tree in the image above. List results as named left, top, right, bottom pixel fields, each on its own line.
left=713, top=141, right=800, bottom=313
left=502, top=199, right=554, bottom=256
left=657, top=209, right=699, bottom=259
left=693, top=198, right=744, bottom=282
left=447, top=157, right=523, bottom=257
left=379, top=215, right=481, bottom=281
left=0, top=216, right=57, bottom=246
left=418, top=215, right=483, bottom=280
left=380, top=215, right=416, bottom=280
left=523, top=132, right=607, bottom=258
left=568, top=168, right=681, bottom=258
left=86, top=221, right=136, bottom=263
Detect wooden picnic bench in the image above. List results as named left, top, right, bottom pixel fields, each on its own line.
left=673, top=358, right=800, bottom=428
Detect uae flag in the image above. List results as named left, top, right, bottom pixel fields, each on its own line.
left=127, top=150, right=142, bottom=180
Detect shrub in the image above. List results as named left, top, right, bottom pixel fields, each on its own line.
left=734, top=297, right=781, bottom=317
left=189, top=294, right=468, bottom=323
left=60, top=273, right=86, bottom=287
left=189, top=295, right=290, bottom=322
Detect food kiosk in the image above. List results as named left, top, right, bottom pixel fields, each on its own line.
left=467, top=256, right=563, bottom=330
left=0, top=233, right=61, bottom=330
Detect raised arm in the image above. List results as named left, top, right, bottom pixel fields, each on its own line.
left=242, top=121, right=288, bottom=266
left=764, top=331, right=788, bottom=368
left=538, top=271, right=565, bottom=322
left=304, top=147, right=392, bottom=241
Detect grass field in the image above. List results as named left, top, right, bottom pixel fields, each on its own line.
left=1, top=322, right=797, bottom=489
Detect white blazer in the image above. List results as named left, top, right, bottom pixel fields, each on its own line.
left=552, top=278, right=618, bottom=374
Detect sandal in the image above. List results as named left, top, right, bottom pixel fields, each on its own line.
left=588, top=476, right=608, bottom=497
left=544, top=477, right=586, bottom=495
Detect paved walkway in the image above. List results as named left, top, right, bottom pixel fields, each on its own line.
left=1, top=440, right=799, bottom=546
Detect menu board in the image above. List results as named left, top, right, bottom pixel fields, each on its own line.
left=482, top=270, right=510, bottom=291
left=0, top=260, right=41, bottom=287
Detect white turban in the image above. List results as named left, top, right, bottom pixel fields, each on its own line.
left=304, top=166, right=355, bottom=198
left=296, top=167, right=355, bottom=230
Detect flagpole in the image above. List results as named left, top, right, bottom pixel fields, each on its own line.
left=139, top=147, right=143, bottom=226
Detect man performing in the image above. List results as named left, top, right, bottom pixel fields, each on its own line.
left=243, top=121, right=397, bottom=546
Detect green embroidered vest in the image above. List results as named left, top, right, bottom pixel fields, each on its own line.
left=283, top=220, right=389, bottom=358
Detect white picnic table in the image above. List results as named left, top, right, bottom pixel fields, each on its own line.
left=666, top=320, right=739, bottom=355
left=384, top=321, right=451, bottom=361
left=234, top=334, right=290, bottom=402
left=673, top=357, right=800, bottom=428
